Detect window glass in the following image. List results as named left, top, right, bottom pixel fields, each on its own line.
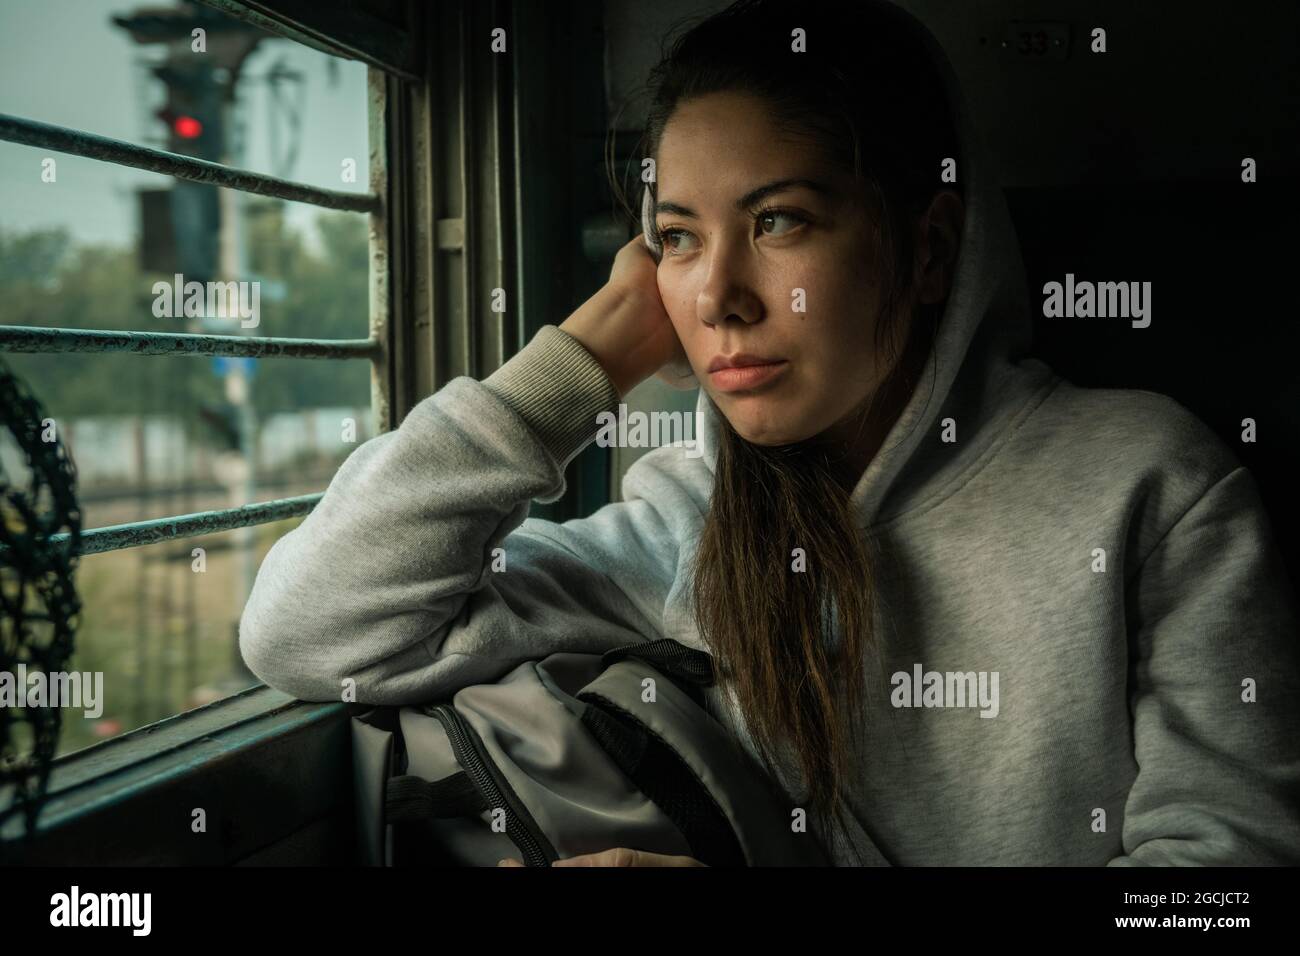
left=0, top=0, right=373, bottom=756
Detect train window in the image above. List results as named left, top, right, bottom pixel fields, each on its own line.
left=0, top=0, right=429, bottom=861
left=0, top=0, right=590, bottom=866
left=0, top=3, right=378, bottom=753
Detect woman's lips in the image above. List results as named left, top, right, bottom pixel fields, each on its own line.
left=708, top=360, right=789, bottom=392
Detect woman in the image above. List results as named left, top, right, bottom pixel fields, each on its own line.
left=239, top=0, right=1300, bottom=866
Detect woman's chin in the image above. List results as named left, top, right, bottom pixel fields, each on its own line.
left=709, top=383, right=823, bottom=446
left=722, top=413, right=810, bottom=447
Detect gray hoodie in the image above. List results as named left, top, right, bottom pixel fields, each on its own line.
left=238, top=4, right=1300, bottom=865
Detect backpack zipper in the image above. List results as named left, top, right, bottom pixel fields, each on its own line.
left=424, top=704, right=557, bottom=867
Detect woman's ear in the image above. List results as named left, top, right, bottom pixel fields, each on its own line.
left=914, top=189, right=964, bottom=305
left=641, top=184, right=663, bottom=264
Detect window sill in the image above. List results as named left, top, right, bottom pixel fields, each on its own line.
left=0, top=685, right=357, bottom=864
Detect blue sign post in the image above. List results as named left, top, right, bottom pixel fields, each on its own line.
left=211, top=356, right=256, bottom=378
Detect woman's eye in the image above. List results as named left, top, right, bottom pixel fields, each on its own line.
left=657, top=211, right=804, bottom=256
left=657, top=228, right=695, bottom=254
left=757, top=210, right=803, bottom=236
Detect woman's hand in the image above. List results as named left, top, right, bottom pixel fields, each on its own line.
left=497, top=848, right=707, bottom=867
left=558, top=236, right=697, bottom=397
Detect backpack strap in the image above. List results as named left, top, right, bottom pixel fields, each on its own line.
left=386, top=772, right=489, bottom=823
left=578, top=691, right=746, bottom=867
left=601, top=639, right=716, bottom=688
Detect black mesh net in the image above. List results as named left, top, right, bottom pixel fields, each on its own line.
left=0, top=357, right=83, bottom=846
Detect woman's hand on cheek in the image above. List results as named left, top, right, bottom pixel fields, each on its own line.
left=559, top=237, right=691, bottom=397
left=654, top=333, right=699, bottom=390
left=497, top=848, right=707, bottom=867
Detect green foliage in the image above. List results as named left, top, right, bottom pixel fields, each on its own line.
left=0, top=196, right=370, bottom=421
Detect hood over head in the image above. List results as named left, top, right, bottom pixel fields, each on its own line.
left=642, top=0, right=1044, bottom=530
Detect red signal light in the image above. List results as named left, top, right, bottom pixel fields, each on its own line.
left=173, top=115, right=203, bottom=139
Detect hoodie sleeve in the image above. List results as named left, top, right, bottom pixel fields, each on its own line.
left=237, top=325, right=669, bottom=706
left=1106, top=465, right=1300, bottom=865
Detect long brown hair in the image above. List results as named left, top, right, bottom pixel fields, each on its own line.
left=609, top=0, right=961, bottom=858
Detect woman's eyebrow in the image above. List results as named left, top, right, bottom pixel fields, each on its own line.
left=655, top=178, right=834, bottom=218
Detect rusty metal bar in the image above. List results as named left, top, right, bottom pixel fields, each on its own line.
left=0, top=113, right=381, bottom=214
left=0, top=326, right=381, bottom=360
left=44, top=494, right=323, bottom=557
left=194, top=0, right=423, bottom=83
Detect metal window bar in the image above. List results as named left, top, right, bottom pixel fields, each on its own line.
left=0, top=106, right=387, bottom=557
left=0, top=496, right=324, bottom=559
left=0, top=114, right=380, bottom=214
left=0, top=327, right=380, bottom=360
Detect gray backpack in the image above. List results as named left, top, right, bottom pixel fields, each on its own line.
left=351, top=638, right=829, bottom=866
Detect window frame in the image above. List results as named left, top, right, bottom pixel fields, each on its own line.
left=0, top=0, right=613, bottom=863
left=0, top=0, right=419, bottom=862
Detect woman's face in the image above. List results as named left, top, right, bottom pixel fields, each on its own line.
left=653, top=90, right=906, bottom=447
